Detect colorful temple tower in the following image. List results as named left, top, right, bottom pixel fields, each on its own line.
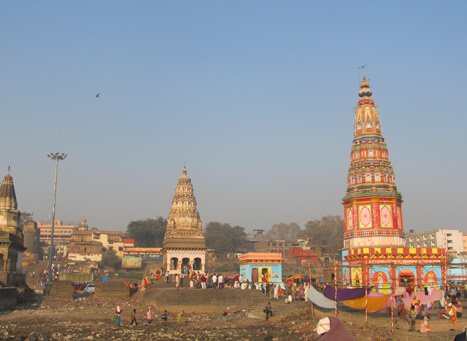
left=341, top=76, right=446, bottom=292
left=163, top=164, right=206, bottom=274
left=343, top=75, right=405, bottom=249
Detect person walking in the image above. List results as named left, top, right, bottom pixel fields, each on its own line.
left=189, top=271, right=194, bottom=288
left=162, top=310, right=169, bottom=326
left=146, top=307, right=153, bottom=325
left=175, top=273, right=180, bottom=289
left=264, top=301, right=273, bottom=321
left=201, top=273, right=207, bottom=289
left=212, top=274, right=217, bottom=289
left=218, top=274, right=224, bottom=289
left=130, top=308, right=138, bottom=326
left=407, top=305, right=417, bottom=332
left=114, top=305, right=122, bottom=327
left=234, top=273, right=239, bottom=289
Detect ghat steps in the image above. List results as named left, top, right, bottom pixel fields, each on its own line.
left=144, top=286, right=272, bottom=313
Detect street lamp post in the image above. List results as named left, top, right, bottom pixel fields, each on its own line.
left=45, top=152, right=67, bottom=294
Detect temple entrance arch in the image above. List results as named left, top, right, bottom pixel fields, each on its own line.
left=170, top=257, right=179, bottom=270
left=193, top=257, right=202, bottom=271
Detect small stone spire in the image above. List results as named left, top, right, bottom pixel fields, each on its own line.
left=78, top=217, right=89, bottom=231
left=182, top=162, right=187, bottom=176
left=0, top=172, right=18, bottom=210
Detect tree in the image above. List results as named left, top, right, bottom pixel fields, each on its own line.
left=205, top=222, right=250, bottom=256
left=100, top=249, right=121, bottom=270
left=265, top=222, right=301, bottom=240
left=20, top=211, right=34, bottom=226
left=126, top=217, right=167, bottom=247
left=302, top=215, right=344, bottom=257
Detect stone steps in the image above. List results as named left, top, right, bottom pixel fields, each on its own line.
left=144, top=287, right=271, bottom=313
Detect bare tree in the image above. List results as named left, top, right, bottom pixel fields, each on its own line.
left=265, top=222, right=301, bottom=240
left=302, top=216, right=344, bottom=258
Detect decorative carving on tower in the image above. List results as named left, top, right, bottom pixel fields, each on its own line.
left=343, top=76, right=405, bottom=249
left=163, top=164, right=206, bottom=249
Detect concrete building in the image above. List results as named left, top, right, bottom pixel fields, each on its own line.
left=67, top=230, right=102, bottom=262
left=238, top=252, right=282, bottom=283
left=406, top=229, right=464, bottom=254
left=67, top=227, right=131, bottom=262
left=38, top=220, right=77, bottom=256
left=253, top=240, right=301, bottom=255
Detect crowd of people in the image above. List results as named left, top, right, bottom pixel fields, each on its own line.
left=138, top=268, right=315, bottom=301
left=392, top=283, right=466, bottom=333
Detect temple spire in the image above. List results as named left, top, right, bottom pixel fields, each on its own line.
left=163, top=166, right=205, bottom=249
left=0, top=172, right=18, bottom=211
left=343, top=77, right=404, bottom=249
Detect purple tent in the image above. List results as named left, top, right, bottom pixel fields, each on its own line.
left=323, top=285, right=366, bottom=301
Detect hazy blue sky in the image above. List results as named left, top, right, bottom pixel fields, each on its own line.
left=1, top=1, right=466, bottom=232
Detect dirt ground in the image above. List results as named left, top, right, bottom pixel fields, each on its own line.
left=0, top=294, right=465, bottom=340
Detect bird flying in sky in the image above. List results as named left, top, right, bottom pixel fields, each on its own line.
left=95, top=93, right=101, bottom=98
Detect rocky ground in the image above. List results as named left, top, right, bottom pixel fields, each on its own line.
left=0, top=292, right=466, bottom=340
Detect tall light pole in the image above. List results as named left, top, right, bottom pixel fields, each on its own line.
left=46, top=152, right=67, bottom=294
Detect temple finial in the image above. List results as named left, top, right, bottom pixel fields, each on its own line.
left=358, top=64, right=367, bottom=81
left=182, top=162, right=187, bottom=176
left=7, top=165, right=10, bottom=175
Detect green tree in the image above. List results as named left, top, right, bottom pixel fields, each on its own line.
left=126, top=217, right=167, bottom=247
left=205, top=222, right=250, bottom=256
left=302, top=215, right=344, bottom=257
left=100, top=249, right=121, bottom=270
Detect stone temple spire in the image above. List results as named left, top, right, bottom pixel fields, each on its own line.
left=342, top=76, right=405, bottom=249
left=0, top=173, right=18, bottom=211
left=163, top=164, right=205, bottom=249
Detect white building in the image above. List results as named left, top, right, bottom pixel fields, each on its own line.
left=406, top=229, right=464, bottom=254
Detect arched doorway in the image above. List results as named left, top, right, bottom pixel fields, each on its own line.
left=193, top=258, right=202, bottom=271
left=182, top=258, right=190, bottom=273
left=170, top=257, right=179, bottom=270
